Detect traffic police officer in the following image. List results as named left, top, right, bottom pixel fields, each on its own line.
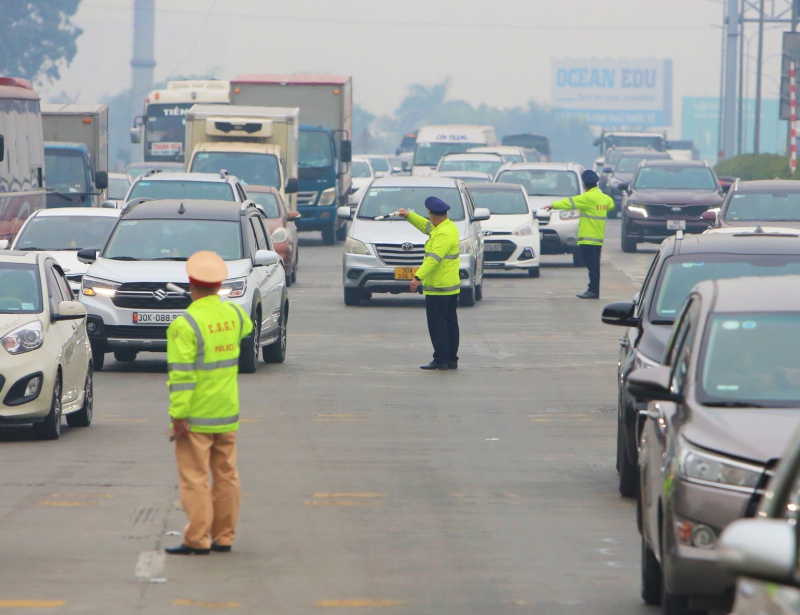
left=398, top=196, right=461, bottom=370
left=541, top=170, right=614, bottom=299
left=165, top=251, right=253, bottom=555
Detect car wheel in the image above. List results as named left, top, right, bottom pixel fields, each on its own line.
left=66, top=367, right=93, bottom=428
left=459, top=286, right=476, bottom=307
left=262, top=308, right=287, bottom=364
left=621, top=221, right=638, bottom=253
left=33, top=373, right=62, bottom=440
left=322, top=226, right=336, bottom=246
left=291, top=268, right=297, bottom=284
left=475, top=282, right=483, bottom=301
left=344, top=288, right=362, bottom=306
left=528, top=266, right=540, bottom=278
left=336, top=222, right=348, bottom=242
left=113, top=349, right=137, bottom=362
left=91, top=345, right=105, bottom=371
left=238, top=312, right=260, bottom=374
left=572, top=249, right=586, bottom=268
left=285, top=269, right=292, bottom=287
left=618, top=420, right=638, bottom=497
left=641, top=536, right=662, bottom=605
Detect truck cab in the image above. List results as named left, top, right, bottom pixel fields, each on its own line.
left=296, top=124, right=345, bottom=244
left=44, top=142, right=107, bottom=208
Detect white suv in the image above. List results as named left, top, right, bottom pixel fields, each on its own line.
left=77, top=199, right=288, bottom=373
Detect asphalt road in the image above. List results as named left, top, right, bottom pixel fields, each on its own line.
left=0, top=220, right=664, bottom=614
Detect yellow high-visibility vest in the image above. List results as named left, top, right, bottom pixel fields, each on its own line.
left=552, top=187, right=615, bottom=246
left=406, top=212, right=461, bottom=296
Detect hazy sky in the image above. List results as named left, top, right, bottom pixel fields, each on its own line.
left=41, top=0, right=788, bottom=135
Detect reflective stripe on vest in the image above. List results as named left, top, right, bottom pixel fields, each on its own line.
left=578, top=237, right=604, bottom=244
left=425, top=221, right=432, bottom=234
left=424, top=252, right=459, bottom=261
left=181, top=312, right=241, bottom=371
left=422, top=284, right=461, bottom=292
left=580, top=213, right=606, bottom=220
left=569, top=197, right=576, bottom=209
left=169, top=382, right=195, bottom=392
left=188, top=414, right=239, bottom=427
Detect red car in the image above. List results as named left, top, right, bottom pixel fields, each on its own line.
left=245, top=186, right=300, bottom=286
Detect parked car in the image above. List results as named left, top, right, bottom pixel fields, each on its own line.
left=707, top=179, right=800, bottom=230
left=246, top=185, right=300, bottom=286
left=602, top=230, right=800, bottom=497
left=494, top=162, right=586, bottom=266
left=123, top=161, right=184, bottom=179
left=337, top=176, right=489, bottom=306
left=436, top=153, right=504, bottom=177
left=620, top=160, right=724, bottom=253
left=77, top=199, right=288, bottom=372
left=348, top=157, right=376, bottom=206
left=0, top=251, right=92, bottom=439
left=604, top=150, right=672, bottom=212
left=123, top=170, right=250, bottom=204
left=466, top=182, right=540, bottom=277
left=107, top=172, right=133, bottom=200
left=7, top=207, right=121, bottom=293
left=629, top=275, right=800, bottom=615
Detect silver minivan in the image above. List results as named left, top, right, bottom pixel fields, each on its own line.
left=337, top=177, right=489, bottom=306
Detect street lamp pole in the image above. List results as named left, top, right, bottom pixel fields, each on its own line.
left=754, top=0, right=766, bottom=153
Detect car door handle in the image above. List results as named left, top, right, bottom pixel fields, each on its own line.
left=619, top=337, right=629, bottom=348
left=638, top=407, right=662, bottom=420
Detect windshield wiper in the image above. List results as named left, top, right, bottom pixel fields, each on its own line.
left=46, top=188, right=73, bottom=200
left=703, top=400, right=766, bottom=408
left=108, top=256, right=138, bottom=261
left=154, top=256, right=188, bottom=261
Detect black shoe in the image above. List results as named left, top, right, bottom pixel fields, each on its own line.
left=166, top=544, right=210, bottom=555
left=420, top=361, right=449, bottom=370
left=576, top=291, right=599, bottom=299
left=447, top=362, right=458, bottom=370
left=211, top=543, right=232, bottom=553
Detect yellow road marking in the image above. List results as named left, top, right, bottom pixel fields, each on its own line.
left=315, top=413, right=367, bottom=422
left=173, top=599, right=239, bottom=608
left=316, top=600, right=402, bottom=607
left=450, top=493, right=521, bottom=499
left=50, top=493, right=114, bottom=498
left=305, top=500, right=382, bottom=506
left=36, top=501, right=100, bottom=507
left=98, top=418, right=149, bottom=423
left=0, top=600, right=65, bottom=608
left=313, top=493, right=386, bottom=498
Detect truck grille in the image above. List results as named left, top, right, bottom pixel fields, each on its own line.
left=643, top=204, right=711, bottom=218
left=297, top=191, right=318, bottom=206
left=111, top=282, right=191, bottom=310
left=483, top=240, right=517, bottom=262
left=375, top=243, right=426, bottom=266
left=106, top=325, right=168, bottom=340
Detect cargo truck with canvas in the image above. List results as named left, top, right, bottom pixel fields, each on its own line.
left=412, top=125, right=497, bottom=176
left=185, top=105, right=299, bottom=209
left=41, top=104, right=108, bottom=209
left=230, top=75, right=352, bottom=245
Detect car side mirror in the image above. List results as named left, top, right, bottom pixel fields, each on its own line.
left=77, top=248, right=98, bottom=264
left=288, top=210, right=301, bottom=220
left=254, top=249, right=280, bottom=267
left=0, top=134, right=4, bottom=162
left=340, top=140, right=352, bottom=163
left=701, top=210, right=718, bottom=224
left=101, top=200, right=121, bottom=209
left=626, top=366, right=683, bottom=403
left=130, top=125, right=143, bottom=144
left=94, top=170, right=108, bottom=190
left=285, top=177, right=299, bottom=194
left=0, top=239, right=8, bottom=250
left=603, top=166, right=613, bottom=174
left=337, top=205, right=353, bottom=220
left=52, top=300, right=86, bottom=322
left=601, top=301, right=638, bottom=327
left=375, top=171, right=385, bottom=178
left=472, top=207, right=491, bottom=222
left=618, top=182, right=629, bottom=192
left=717, top=519, right=798, bottom=585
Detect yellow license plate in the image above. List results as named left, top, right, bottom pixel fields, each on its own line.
left=394, top=267, right=419, bottom=280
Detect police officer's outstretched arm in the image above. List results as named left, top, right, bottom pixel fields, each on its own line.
left=402, top=209, right=433, bottom=235
left=167, top=318, right=199, bottom=423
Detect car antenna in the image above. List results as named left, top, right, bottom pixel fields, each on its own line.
left=753, top=225, right=764, bottom=234
left=178, top=202, right=186, bottom=215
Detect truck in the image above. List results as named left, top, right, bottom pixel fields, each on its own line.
left=41, top=104, right=108, bottom=208
left=593, top=130, right=667, bottom=156
left=130, top=80, right=230, bottom=163
left=412, top=125, right=497, bottom=176
left=229, top=74, right=352, bottom=245
left=501, top=133, right=551, bottom=161
left=184, top=104, right=299, bottom=209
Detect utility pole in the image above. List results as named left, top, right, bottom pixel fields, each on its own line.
left=130, top=0, right=156, bottom=162
left=738, top=11, right=746, bottom=154
left=722, top=0, right=740, bottom=159
left=754, top=0, right=765, bottom=153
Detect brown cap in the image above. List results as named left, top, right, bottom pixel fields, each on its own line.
left=186, top=251, right=227, bottom=287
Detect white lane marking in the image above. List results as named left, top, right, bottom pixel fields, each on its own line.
left=135, top=550, right=165, bottom=581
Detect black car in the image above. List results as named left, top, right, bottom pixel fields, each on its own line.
left=602, top=229, right=800, bottom=496
left=620, top=160, right=724, bottom=253
left=602, top=150, right=671, bottom=214
left=710, top=179, right=800, bottom=229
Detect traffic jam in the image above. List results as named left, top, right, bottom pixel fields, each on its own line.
left=2, top=55, right=800, bottom=615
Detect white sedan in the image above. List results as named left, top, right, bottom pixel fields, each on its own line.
left=349, top=157, right=376, bottom=205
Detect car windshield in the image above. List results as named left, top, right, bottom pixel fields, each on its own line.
left=495, top=169, right=579, bottom=197
left=104, top=219, right=242, bottom=261
left=357, top=187, right=465, bottom=221
left=469, top=189, right=528, bottom=214
left=0, top=263, right=42, bottom=314
left=127, top=180, right=235, bottom=202
left=652, top=254, right=800, bottom=320
left=108, top=177, right=131, bottom=200
left=15, top=215, right=117, bottom=251
left=439, top=160, right=502, bottom=175
left=352, top=161, right=372, bottom=178
left=724, top=190, right=800, bottom=222
left=633, top=166, right=717, bottom=190
left=700, top=313, right=800, bottom=407
left=190, top=152, right=280, bottom=187
left=414, top=142, right=483, bottom=167
left=299, top=131, right=334, bottom=169
left=45, top=149, right=87, bottom=193
left=368, top=157, right=390, bottom=173
left=248, top=192, right=281, bottom=218
left=616, top=156, right=651, bottom=174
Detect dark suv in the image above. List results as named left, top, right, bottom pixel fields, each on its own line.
left=620, top=160, right=724, bottom=252
left=710, top=179, right=800, bottom=229
left=602, top=150, right=671, bottom=213
left=602, top=230, right=800, bottom=496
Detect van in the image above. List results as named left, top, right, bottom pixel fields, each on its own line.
left=412, top=125, right=497, bottom=177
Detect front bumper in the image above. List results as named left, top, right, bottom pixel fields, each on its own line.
left=536, top=215, right=579, bottom=254
left=343, top=252, right=475, bottom=293
left=296, top=205, right=337, bottom=231
left=482, top=235, right=540, bottom=270
left=0, top=346, right=56, bottom=422
left=625, top=216, right=710, bottom=242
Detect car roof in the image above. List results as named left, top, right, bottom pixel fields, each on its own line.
left=0, top=250, right=39, bottom=264
left=370, top=176, right=461, bottom=189
left=244, top=185, right=280, bottom=195
left=499, top=162, right=581, bottom=171
left=734, top=179, right=800, bottom=192
left=31, top=207, right=120, bottom=218
left=639, top=159, right=709, bottom=168
left=661, top=231, right=800, bottom=257
left=108, top=172, right=132, bottom=180
left=619, top=151, right=671, bottom=159
left=440, top=153, right=503, bottom=161
left=699, top=275, right=800, bottom=313
left=121, top=199, right=247, bottom=221
left=465, top=182, right=524, bottom=192
left=133, top=172, right=236, bottom=183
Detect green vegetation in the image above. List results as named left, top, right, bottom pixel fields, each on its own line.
left=714, top=154, right=800, bottom=180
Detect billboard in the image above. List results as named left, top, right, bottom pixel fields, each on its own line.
left=551, top=58, right=673, bottom=127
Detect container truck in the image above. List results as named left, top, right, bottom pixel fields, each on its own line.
left=184, top=104, right=299, bottom=209
left=230, top=74, right=352, bottom=245
left=41, top=104, right=108, bottom=208
left=412, top=125, right=497, bottom=176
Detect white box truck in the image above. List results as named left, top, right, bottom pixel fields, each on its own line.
left=41, top=103, right=109, bottom=208
left=412, top=125, right=497, bottom=176
left=185, top=104, right=299, bottom=209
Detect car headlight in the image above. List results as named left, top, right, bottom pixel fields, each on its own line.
left=459, top=238, right=472, bottom=254
left=219, top=278, right=247, bottom=298
left=82, top=276, right=121, bottom=297
left=678, top=439, right=763, bottom=490
left=271, top=227, right=288, bottom=244
left=2, top=320, right=44, bottom=355
left=627, top=202, right=649, bottom=218
left=634, top=351, right=660, bottom=370
left=559, top=210, right=580, bottom=220
left=512, top=223, right=534, bottom=237
left=318, top=187, right=337, bottom=206
left=345, top=237, right=371, bottom=255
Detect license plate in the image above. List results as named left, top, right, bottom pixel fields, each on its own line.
left=133, top=311, right=182, bottom=324
left=667, top=219, right=686, bottom=230
left=484, top=243, right=503, bottom=252
left=394, top=267, right=419, bottom=280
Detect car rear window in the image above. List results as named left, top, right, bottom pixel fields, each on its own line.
left=128, top=180, right=235, bottom=202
